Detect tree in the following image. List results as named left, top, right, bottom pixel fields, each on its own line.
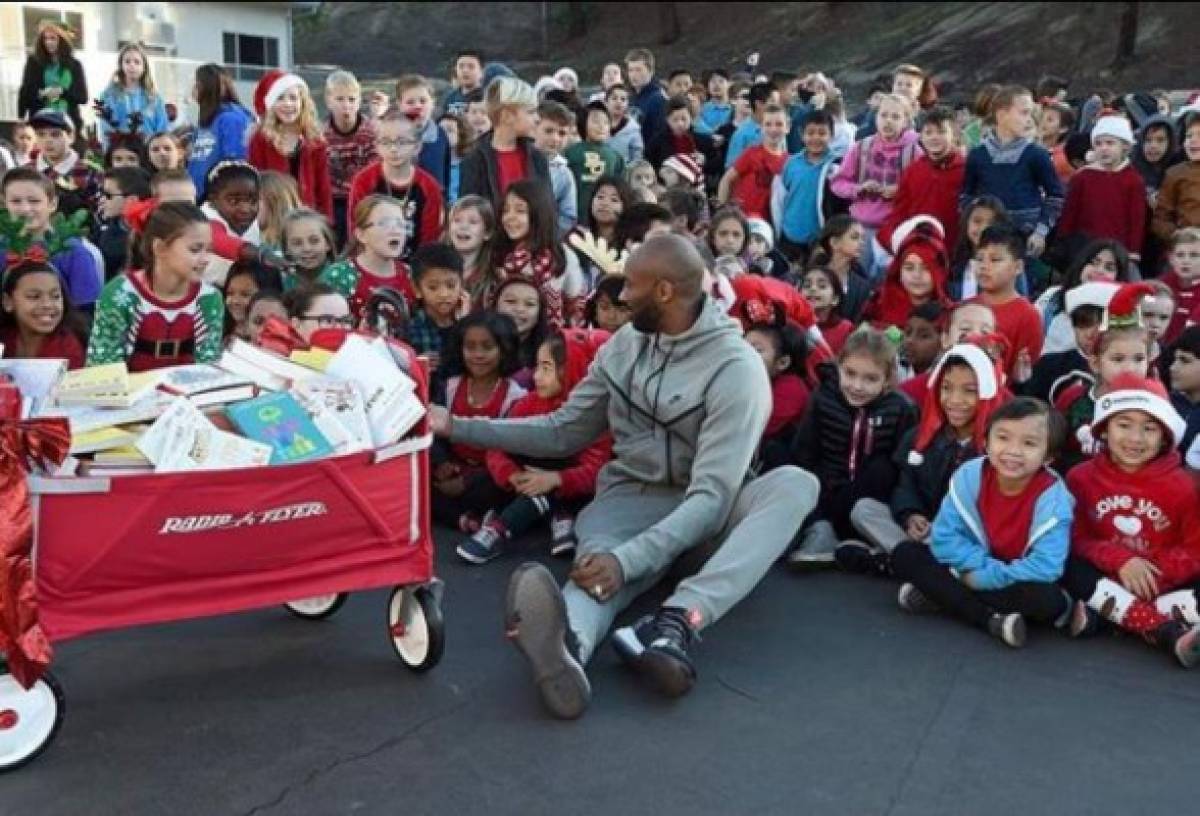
left=657, top=2, right=681, bottom=45
left=1114, top=1, right=1139, bottom=68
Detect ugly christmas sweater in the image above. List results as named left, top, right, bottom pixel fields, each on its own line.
left=86, top=270, right=225, bottom=372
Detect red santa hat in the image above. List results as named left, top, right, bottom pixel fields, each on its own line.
left=254, top=70, right=307, bottom=117
left=1101, top=281, right=1157, bottom=332
left=662, top=153, right=702, bottom=186
left=889, top=215, right=945, bottom=256
left=1092, top=373, right=1186, bottom=448
left=907, top=337, right=1007, bottom=466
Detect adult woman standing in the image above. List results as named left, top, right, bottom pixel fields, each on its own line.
left=18, top=20, right=89, bottom=134
left=97, top=43, right=169, bottom=148
left=186, top=63, right=254, bottom=202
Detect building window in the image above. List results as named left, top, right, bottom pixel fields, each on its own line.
left=222, top=33, right=280, bottom=81
left=23, top=7, right=86, bottom=51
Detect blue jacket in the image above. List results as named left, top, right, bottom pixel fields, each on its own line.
left=417, top=118, right=452, bottom=196
left=97, top=84, right=169, bottom=148
left=785, top=102, right=814, bottom=155
left=771, top=150, right=834, bottom=244
left=187, top=102, right=254, bottom=200
left=632, top=79, right=667, bottom=144
left=725, top=119, right=761, bottom=169
left=930, top=457, right=1073, bottom=591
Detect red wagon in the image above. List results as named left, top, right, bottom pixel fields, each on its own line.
left=0, top=356, right=443, bottom=771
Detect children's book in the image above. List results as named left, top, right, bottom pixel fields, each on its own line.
left=54, top=370, right=164, bottom=409
left=325, top=335, right=425, bottom=447
left=158, top=364, right=254, bottom=397
left=70, top=426, right=138, bottom=456
left=291, top=377, right=373, bottom=452
left=225, top=391, right=335, bottom=465
left=54, top=362, right=127, bottom=398
left=138, top=396, right=272, bottom=472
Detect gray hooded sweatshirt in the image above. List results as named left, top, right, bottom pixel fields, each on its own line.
left=449, top=296, right=771, bottom=582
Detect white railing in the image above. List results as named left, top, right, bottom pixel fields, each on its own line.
left=0, top=47, right=207, bottom=126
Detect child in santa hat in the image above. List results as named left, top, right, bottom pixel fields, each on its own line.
left=1062, top=373, right=1200, bottom=667
left=248, top=72, right=333, bottom=220
left=1055, top=282, right=1157, bottom=472
left=840, top=339, right=1011, bottom=576
left=1023, top=281, right=1117, bottom=403
left=1057, top=115, right=1148, bottom=265
left=861, top=216, right=954, bottom=333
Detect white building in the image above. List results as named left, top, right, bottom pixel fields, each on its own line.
left=0, top=2, right=318, bottom=126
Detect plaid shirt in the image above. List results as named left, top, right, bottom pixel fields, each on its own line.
left=405, top=307, right=453, bottom=358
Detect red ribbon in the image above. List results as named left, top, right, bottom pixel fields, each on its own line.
left=257, top=315, right=309, bottom=357
left=123, top=197, right=160, bottom=235
left=0, top=417, right=70, bottom=689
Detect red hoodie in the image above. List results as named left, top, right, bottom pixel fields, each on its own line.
left=248, top=131, right=334, bottom=220
left=1066, top=450, right=1200, bottom=590
left=486, top=329, right=613, bottom=498
left=1057, top=162, right=1147, bottom=256
left=862, top=232, right=952, bottom=331
left=877, top=151, right=966, bottom=253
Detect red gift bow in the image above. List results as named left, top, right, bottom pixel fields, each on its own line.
left=4, top=245, right=49, bottom=268
left=0, top=417, right=70, bottom=689
left=257, top=315, right=309, bottom=357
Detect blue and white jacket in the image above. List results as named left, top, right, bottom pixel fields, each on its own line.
left=930, top=457, right=1073, bottom=591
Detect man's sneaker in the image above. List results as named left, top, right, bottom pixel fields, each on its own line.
left=456, top=521, right=508, bottom=565
left=611, top=606, right=697, bottom=698
left=1068, top=600, right=1102, bottom=638
left=549, top=513, right=577, bottom=558
left=787, top=520, right=838, bottom=571
left=834, top=541, right=891, bottom=576
left=504, top=562, right=591, bottom=719
left=1146, top=620, right=1200, bottom=668
left=988, top=613, right=1027, bottom=648
left=896, top=582, right=938, bottom=614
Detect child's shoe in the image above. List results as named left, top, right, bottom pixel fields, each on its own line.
left=786, top=520, right=838, bottom=570
left=549, top=512, right=577, bottom=558
left=456, top=518, right=509, bottom=565
left=897, top=582, right=938, bottom=614
left=987, top=613, right=1027, bottom=648
left=1145, top=620, right=1200, bottom=669
left=1068, top=600, right=1102, bottom=638
left=834, top=541, right=892, bottom=576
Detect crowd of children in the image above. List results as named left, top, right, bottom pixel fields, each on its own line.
left=4, top=31, right=1200, bottom=680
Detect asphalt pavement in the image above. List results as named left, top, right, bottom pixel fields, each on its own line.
left=5, top=528, right=1199, bottom=815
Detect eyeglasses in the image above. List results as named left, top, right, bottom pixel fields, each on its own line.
left=378, top=137, right=419, bottom=149
left=98, top=190, right=124, bottom=200
left=298, top=314, right=355, bottom=328
left=365, top=217, right=406, bottom=229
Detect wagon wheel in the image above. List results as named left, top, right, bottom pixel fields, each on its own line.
left=387, top=586, right=444, bottom=672
left=284, top=593, right=348, bottom=620
left=0, top=667, right=64, bottom=772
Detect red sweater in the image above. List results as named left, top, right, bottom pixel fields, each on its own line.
left=485, top=329, right=612, bottom=496
left=971, top=294, right=1043, bottom=379
left=347, top=161, right=444, bottom=253
left=765, top=373, right=810, bottom=438
left=1067, top=451, right=1200, bottom=591
left=877, top=151, right=966, bottom=252
left=0, top=326, right=85, bottom=369
left=732, top=145, right=788, bottom=220
left=1162, top=270, right=1200, bottom=345
left=247, top=131, right=334, bottom=220
left=1057, top=162, right=1147, bottom=256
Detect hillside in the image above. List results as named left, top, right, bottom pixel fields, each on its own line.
left=295, top=2, right=1199, bottom=102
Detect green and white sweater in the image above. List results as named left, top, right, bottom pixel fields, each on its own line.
left=86, top=271, right=226, bottom=372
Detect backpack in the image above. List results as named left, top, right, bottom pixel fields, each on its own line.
left=855, top=135, right=918, bottom=184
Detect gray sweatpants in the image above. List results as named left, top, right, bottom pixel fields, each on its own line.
left=849, top=498, right=923, bottom=553
left=563, top=466, right=820, bottom=663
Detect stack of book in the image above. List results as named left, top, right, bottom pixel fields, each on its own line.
left=8, top=337, right=426, bottom=477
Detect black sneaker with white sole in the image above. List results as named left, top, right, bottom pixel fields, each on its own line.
left=611, top=606, right=697, bottom=698
left=987, top=612, right=1027, bottom=648
left=896, top=582, right=939, bottom=614
left=456, top=523, right=507, bottom=565
left=504, top=562, right=591, bottom=719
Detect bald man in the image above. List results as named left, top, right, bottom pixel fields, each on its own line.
left=430, top=235, right=819, bottom=719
